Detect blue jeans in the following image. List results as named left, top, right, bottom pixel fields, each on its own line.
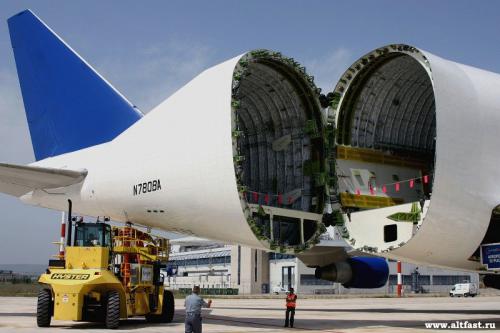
left=185, top=312, right=202, bottom=333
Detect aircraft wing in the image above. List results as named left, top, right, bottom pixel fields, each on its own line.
left=0, top=163, right=87, bottom=197
left=296, top=244, right=349, bottom=267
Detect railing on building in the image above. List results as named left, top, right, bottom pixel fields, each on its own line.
left=176, top=287, right=239, bottom=296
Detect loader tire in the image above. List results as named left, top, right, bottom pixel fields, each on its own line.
left=161, top=290, right=175, bottom=323
left=37, top=289, right=52, bottom=327
left=146, top=290, right=175, bottom=323
left=105, top=291, right=120, bottom=329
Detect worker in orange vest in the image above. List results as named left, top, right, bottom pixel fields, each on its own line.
left=284, top=287, right=297, bottom=328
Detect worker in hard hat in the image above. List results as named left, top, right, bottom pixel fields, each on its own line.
left=284, top=287, right=297, bottom=328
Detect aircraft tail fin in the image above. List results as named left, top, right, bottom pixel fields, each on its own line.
left=8, top=10, right=143, bottom=161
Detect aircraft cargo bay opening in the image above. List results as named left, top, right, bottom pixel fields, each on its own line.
left=230, top=50, right=327, bottom=252
left=331, top=45, right=437, bottom=252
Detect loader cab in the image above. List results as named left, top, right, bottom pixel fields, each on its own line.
left=74, top=222, right=112, bottom=249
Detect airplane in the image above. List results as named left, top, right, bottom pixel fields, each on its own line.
left=2, top=9, right=499, bottom=290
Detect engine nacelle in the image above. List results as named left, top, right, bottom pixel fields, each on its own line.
left=315, top=257, right=389, bottom=288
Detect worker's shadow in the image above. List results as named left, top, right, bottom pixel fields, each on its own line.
left=57, top=309, right=188, bottom=330
left=0, top=308, right=211, bottom=330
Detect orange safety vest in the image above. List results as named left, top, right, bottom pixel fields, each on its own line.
left=286, top=293, right=297, bottom=308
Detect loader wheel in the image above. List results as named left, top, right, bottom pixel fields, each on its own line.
left=105, top=291, right=120, bottom=329
left=37, top=289, right=52, bottom=327
left=146, top=290, right=175, bottom=323
left=162, top=290, right=175, bottom=323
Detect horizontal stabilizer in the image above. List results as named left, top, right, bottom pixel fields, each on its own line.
left=0, top=163, right=87, bottom=197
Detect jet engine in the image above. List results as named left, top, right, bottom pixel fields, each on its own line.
left=315, top=257, right=389, bottom=288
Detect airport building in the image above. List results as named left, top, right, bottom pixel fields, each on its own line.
left=165, top=228, right=479, bottom=295
left=165, top=237, right=234, bottom=291
left=0, top=270, right=37, bottom=283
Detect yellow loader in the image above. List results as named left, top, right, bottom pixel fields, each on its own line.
left=37, top=218, right=174, bottom=329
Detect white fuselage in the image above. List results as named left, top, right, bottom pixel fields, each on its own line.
left=23, top=54, right=265, bottom=250
left=332, top=45, right=500, bottom=272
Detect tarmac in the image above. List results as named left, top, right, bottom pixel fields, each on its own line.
left=0, top=295, right=499, bottom=332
